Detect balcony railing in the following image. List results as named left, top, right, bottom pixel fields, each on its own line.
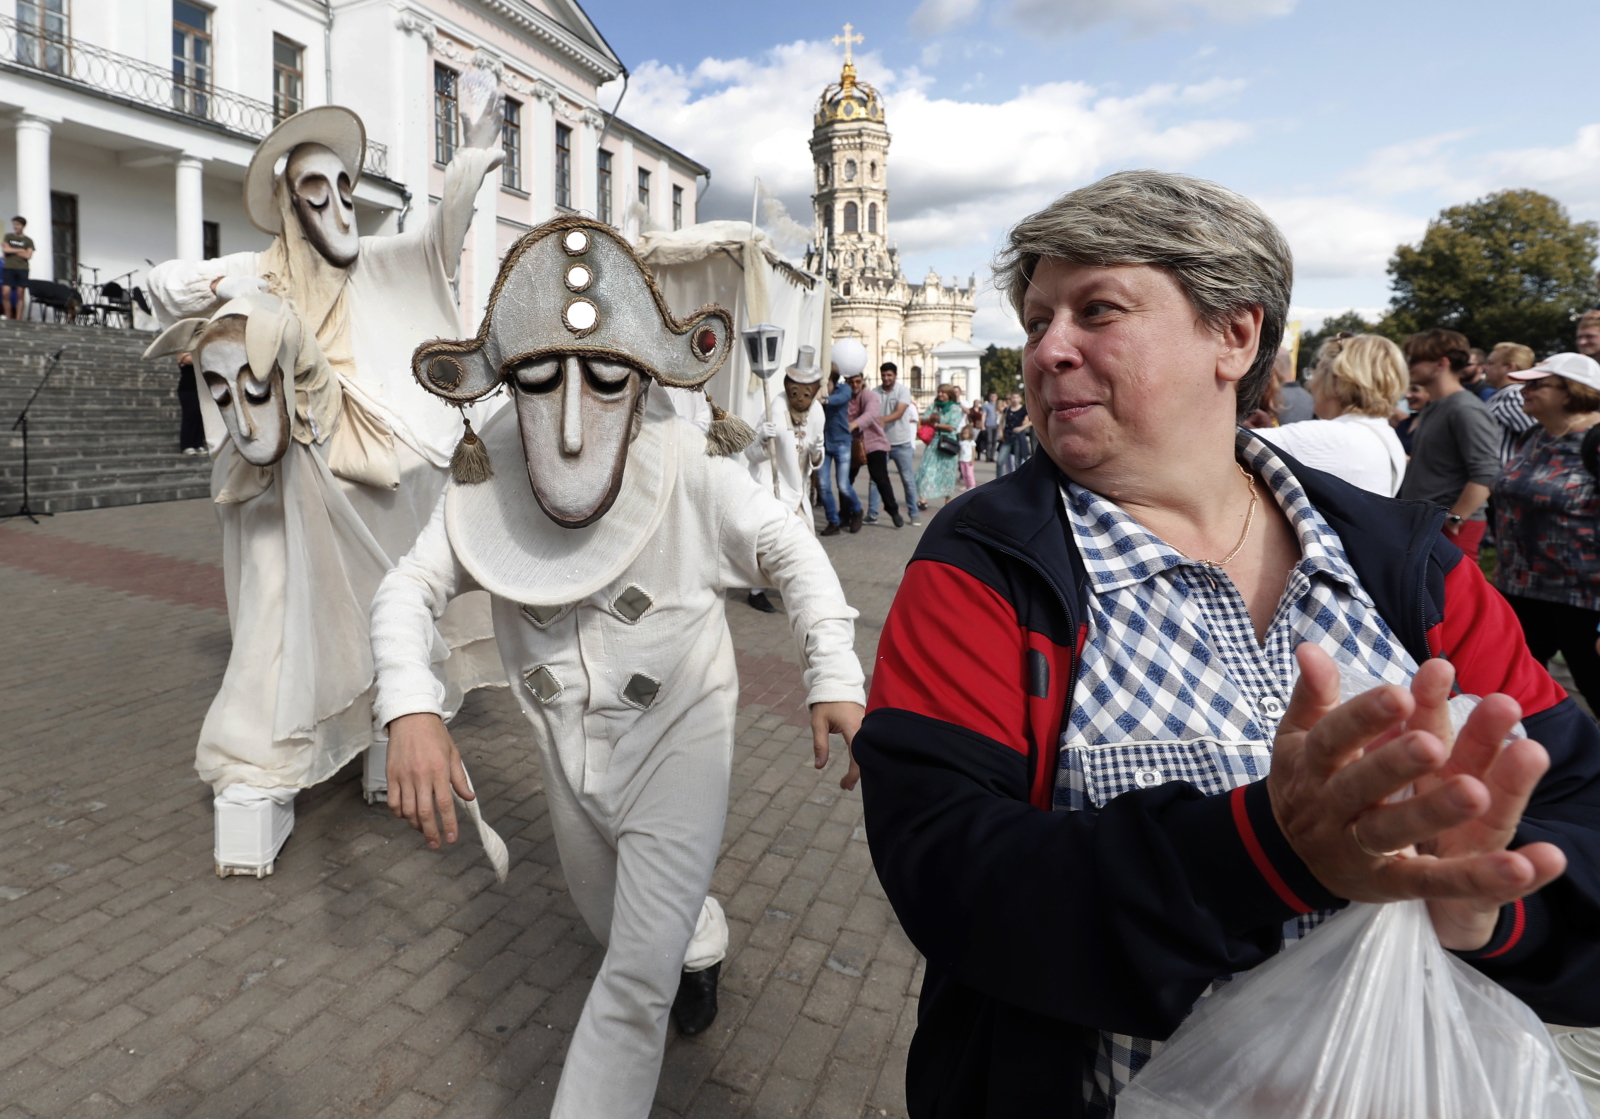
left=0, top=14, right=388, bottom=179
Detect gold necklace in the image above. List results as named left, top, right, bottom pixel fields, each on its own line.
left=1175, top=462, right=1259, bottom=569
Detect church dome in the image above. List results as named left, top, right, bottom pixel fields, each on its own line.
left=815, top=62, right=884, bottom=127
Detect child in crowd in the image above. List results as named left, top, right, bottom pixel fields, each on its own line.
left=957, top=424, right=977, bottom=490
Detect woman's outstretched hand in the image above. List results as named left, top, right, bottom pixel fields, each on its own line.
left=1266, top=644, right=1565, bottom=949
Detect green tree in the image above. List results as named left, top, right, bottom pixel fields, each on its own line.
left=1384, top=189, right=1598, bottom=355
left=981, top=344, right=1021, bottom=399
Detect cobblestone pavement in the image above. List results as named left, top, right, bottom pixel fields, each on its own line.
left=0, top=460, right=994, bottom=1119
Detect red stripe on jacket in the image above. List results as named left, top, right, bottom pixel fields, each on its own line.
left=1428, top=557, right=1567, bottom=716
left=868, top=560, right=1075, bottom=809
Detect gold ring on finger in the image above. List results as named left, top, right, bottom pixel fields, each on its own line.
left=1349, top=817, right=1403, bottom=860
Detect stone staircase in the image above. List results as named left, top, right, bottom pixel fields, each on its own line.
left=0, top=320, right=211, bottom=515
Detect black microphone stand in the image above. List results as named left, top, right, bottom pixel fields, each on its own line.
left=2, top=345, right=65, bottom=523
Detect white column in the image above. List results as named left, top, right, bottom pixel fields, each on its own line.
left=577, top=111, right=600, bottom=219
left=468, top=161, right=498, bottom=332
left=15, top=113, right=52, bottom=282
left=531, top=86, right=556, bottom=219
left=656, top=154, right=671, bottom=229
left=175, top=155, right=204, bottom=261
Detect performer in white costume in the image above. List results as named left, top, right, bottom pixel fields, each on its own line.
left=144, top=293, right=401, bottom=874
left=371, top=218, right=865, bottom=1119
left=147, top=100, right=506, bottom=807
left=742, top=344, right=825, bottom=613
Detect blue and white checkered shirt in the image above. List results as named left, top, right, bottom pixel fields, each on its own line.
left=1055, top=432, right=1419, bottom=1116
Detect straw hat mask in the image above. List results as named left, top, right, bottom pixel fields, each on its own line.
left=413, top=217, right=733, bottom=528
left=244, top=106, right=365, bottom=267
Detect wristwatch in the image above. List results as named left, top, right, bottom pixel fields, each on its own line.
left=1446, top=514, right=1464, bottom=527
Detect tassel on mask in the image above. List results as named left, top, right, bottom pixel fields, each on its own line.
left=703, top=392, right=755, bottom=457
left=451, top=414, right=493, bottom=484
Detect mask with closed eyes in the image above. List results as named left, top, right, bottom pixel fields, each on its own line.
left=413, top=217, right=734, bottom=528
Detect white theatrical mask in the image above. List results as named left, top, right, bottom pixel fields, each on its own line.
left=197, top=321, right=290, bottom=466
left=285, top=142, right=358, bottom=268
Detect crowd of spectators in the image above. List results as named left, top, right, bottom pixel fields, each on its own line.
left=1245, top=312, right=1600, bottom=713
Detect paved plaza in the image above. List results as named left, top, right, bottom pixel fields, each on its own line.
left=0, top=460, right=987, bottom=1119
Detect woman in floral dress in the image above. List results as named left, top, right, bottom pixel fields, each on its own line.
left=914, top=384, right=964, bottom=508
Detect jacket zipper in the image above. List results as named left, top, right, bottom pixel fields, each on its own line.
left=957, top=524, right=1079, bottom=805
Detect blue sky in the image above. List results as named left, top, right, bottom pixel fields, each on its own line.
left=584, top=0, right=1600, bottom=345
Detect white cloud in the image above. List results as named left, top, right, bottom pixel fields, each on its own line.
left=1259, top=196, right=1426, bottom=280
left=612, top=47, right=1252, bottom=276
left=1005, top=0, right=1296, bottom=36
left=910, top=0, right=983, bottom=37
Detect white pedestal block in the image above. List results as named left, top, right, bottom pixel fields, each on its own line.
left=214, top=787, right=295, bottom=877
left=363, top=738, right=389, bottom=805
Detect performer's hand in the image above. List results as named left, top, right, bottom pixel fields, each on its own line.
left=755, top=420, right=781, bottom=441
left=811, top=701, right=866, bottom=791
left=386, top=712, right=473, bottom=850
left=212, top=274, right=269, bottom=302
left=461, top=81, right=505, bottom=154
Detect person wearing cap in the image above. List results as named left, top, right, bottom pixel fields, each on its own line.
left=1491, top=352, right=1600, bottom=711
left=374, top=218, right=866, bottom=1119
left=742, top=344, right=827, bottom=611
left=146, top=101, right=507, bottom=801
left=1396, top=328, right=1502, bottom=561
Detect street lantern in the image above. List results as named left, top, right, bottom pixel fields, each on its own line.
left=742, top=323, right=785, bottom=381
left=741, top=323, right=786, bottom=499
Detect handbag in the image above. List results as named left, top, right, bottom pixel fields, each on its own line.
left=917, top=423, right=935, bottom=445
left=850, top=431, right=866, bottom=470
left=936, top=432, right=960, bottom=456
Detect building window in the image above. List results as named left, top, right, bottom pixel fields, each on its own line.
left=824, top=204, right=833, bottom=234
left=843, top=201, right=858, bottom=233
left=870, top=161, right=877, bottom=180
left=843, top=281, right=851, bottom=297
left=672, top=184, right=683, bottom=230
left=272, top=35, right=303, bottom=123
left=172, top=1, right=211, bottom=118
left=554, top=124, right=572, bottom=209
left=844, top=159, right=856, bottom=182
left=501, top=98, right=522, bottom=191
left=868, top=202, right=877, bottom=234
left=433, top=65, right=459, bottom=165
left=597, top=149, right=613, bottom=225
left=202, top=220, right=220, bottom=259
left=637, top=167, right=650, bottom=212
left=50, top=190, right=76, bottom=283
left=16, top=0, right=68, bottom=75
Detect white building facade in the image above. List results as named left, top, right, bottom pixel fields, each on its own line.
left=0, top=0, right=705, bottom=327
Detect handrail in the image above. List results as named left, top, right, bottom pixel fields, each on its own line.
left=0, top=14, right=388, bottom=178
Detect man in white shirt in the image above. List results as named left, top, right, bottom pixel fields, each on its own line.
left=867, top=362, right=921, bottom=527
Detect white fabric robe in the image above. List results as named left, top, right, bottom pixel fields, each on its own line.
left=149, top=150, right=505, bottom=791
left=369, top=404, right=864, bottom=1119
left=742, top=390, right=825, bottom=529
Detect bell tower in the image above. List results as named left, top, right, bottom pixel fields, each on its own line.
left=809, top=25, right=893, bottom=296
left=807, top=24, right=905, bottom=374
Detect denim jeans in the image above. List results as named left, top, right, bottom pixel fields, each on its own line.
left=868, top=441, right=918, bottom=518
left=820, top=439, right=859, bottom=523
left=996, top=435, right=1029, bottom=476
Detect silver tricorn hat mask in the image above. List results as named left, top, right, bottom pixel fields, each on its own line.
left=413, top=217, right=734, bottom=528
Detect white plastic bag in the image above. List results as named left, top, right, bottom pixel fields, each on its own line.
left=1117, top=898, right=1590, bottom=1119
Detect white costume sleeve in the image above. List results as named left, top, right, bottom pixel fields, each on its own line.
left=713, top=460, right=865, bottom=707
left=370, top=493, right=483, bottom=727
left=146, top=251, right=264, bottom=325
left=428, top=148, right=499, bottom=280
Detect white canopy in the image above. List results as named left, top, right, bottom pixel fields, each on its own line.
left=637, top=221, right=826, bottom=423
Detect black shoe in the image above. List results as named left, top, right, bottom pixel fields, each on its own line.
left=747, top=590, right=777, bottom=614
left=890, top=510, right=903, bottom=528
left=848, top=510, right=863, bottom=534
left=820, top=522, right=841, bottom=536
left=672, top=961, right=720, bottom=1037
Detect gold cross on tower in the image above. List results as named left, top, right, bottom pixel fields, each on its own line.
left=832, top=23, right=864, bottom=66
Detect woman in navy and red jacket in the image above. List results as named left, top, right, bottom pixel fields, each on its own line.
left=853, top=171, right=1600, bottom=1118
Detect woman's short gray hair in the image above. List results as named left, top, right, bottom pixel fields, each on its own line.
left=994, top=170, right=1293, bottom=416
